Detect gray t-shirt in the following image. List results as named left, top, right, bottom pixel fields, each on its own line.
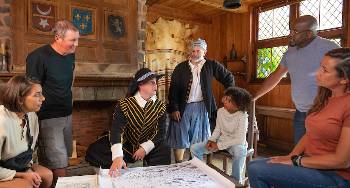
left=280, top=36, right=339, bottom=112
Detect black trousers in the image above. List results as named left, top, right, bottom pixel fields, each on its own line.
left=124, top=142, right=171, bottom=166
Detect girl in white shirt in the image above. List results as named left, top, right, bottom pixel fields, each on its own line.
left=190, top=86, right=252, bottom=185
left=0, top=75, right=52, bottom=188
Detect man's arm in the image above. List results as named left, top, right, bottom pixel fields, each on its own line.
left=212, top=60, right=234, bottom=88
left=110, top=103, right=127, bottom=160
left=253, top=65, right=288, bottom=101
left=71, top=67, right=76, bottom=105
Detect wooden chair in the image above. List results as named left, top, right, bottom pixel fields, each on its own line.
left=206, top=101, right=259, bottom=186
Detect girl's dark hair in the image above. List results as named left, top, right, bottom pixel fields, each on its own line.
left=0, top=75, right=41, bottom=112
left=308, top=48, right=350, bottom=114
left=224, top=86, right=252, bottom=112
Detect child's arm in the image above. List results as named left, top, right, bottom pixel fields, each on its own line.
left=217, top=112, right=248, bottom=150
left=208, top=113, right=222, bottom=142
left=209, top=126, right=221, bottom=142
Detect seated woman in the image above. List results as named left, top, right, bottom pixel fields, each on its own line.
left=0, top=75, right=52, bottom=188
left=248, top=47, right=350, bottom=188
left=109, top=68, right=171, bottom=176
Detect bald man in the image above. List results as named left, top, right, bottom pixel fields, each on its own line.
left=253, top=15, right=340, bottom=144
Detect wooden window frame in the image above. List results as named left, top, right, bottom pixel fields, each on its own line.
left=247, top=0, right=349, bottom=83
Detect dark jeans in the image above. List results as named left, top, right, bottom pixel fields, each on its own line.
left=293, top=110, right=307, bottom=144
left=248, top=158, right=350, bottom=188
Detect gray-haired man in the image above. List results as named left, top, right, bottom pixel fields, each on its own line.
left=166, top=38, right=234, bottom=162
left=26, top=20, right=79, bottom=181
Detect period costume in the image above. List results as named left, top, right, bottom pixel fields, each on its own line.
left=166, top=39, right=234, bottom=149
left=110, top=68, right=171, bottom=166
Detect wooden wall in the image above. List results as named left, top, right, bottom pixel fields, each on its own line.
left=11, top=0, right=138, bottom=77
left=146, top=5, right=296, bottom=152
left=148, top=0, right=350, bottom=152
left=211, top=1, right=350, bottom=151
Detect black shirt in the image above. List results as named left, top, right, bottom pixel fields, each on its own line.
left=26, top=44, right=75, bottom=120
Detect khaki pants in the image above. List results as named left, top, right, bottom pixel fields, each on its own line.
left=38, top=115, right=72, bottom=169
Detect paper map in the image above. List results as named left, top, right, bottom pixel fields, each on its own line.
left=56, top=158, right=235, bottom=188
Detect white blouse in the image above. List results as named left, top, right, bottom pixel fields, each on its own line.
left=0, top=105, right=39, bottom=181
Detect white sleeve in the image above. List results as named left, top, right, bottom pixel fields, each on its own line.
left=111, top=143, right=123, bottom=161
left=208, top=110, right=222, bottom=142
left=140, top=140, right=155, bottom=155
left=0, top=126, right=16, bottom=181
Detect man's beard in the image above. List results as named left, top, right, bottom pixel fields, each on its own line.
left=192, top=56, right=204, bottom=63
left=289, top=40, right=296, bottom=47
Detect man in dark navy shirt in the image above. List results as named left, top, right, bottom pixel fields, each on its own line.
left=26, top=20, right=79, bottom=182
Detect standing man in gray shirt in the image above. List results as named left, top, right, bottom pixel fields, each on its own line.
left=26, top=20, right=79, bottom=182
left=253, top=15, right=339, bottom=144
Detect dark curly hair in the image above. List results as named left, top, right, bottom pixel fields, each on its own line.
left=223, top=86, right=252, bottom=112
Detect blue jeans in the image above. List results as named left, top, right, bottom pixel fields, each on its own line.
left=293, top=110, right=307, bottom=144
left=190, top=140, right=247, bottom=183
left=247, top=158, right=350, bottom=188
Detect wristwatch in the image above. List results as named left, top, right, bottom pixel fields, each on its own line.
left=291, top=155, right=303, bottom=167
left=291, top=155, right=299, bottom=166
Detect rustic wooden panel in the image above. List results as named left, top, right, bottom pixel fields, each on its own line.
left=75, top=46, right=98, bottom=63
left=267, top=117, right=293, bottom=142
left=74, top=63, right=138, bottom=77
left=103, top=49, right=130, bottom=64
left=147, top=4, right=212, bottom=24
left=148, top=0, right=265, bottom=14
left=11, top=0, right=138, bottom=78
left=103, top=0, right=129, bottom=8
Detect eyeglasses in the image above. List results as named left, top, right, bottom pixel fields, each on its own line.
left=289, top=30, right=310, bottom=36
left=145, top=80, right=157, bottom=86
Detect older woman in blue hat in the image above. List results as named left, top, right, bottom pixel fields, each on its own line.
left=166, top=38, right=234, bottom=163
left=109, top=68, right=171, bottom=176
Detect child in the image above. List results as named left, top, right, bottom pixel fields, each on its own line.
left=190, top=86, right=252, bottom=185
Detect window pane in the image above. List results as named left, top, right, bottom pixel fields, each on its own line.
left=257, top=46, right=288, bottom=78
left=300, top=0, right=343, bottom=30
left=329, top=38, right=342, bottom=46
left=258, top=5, right=290, bottom=40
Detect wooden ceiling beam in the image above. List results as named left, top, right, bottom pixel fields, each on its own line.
left=146, top=0, right=168, bottom=6
left=187, top=0, right=253, bottom=13
left=148, top=4, right=212, bottom=24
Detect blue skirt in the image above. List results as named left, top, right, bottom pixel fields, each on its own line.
left=165, top=101, right=211, bottom=149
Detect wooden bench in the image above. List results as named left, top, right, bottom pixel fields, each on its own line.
left=256, top=105, right=295, bottom=120
left=255, top=105, right=296, bottom=152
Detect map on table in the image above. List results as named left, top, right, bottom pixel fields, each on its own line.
left=56, top=158, right=235, bottom=188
